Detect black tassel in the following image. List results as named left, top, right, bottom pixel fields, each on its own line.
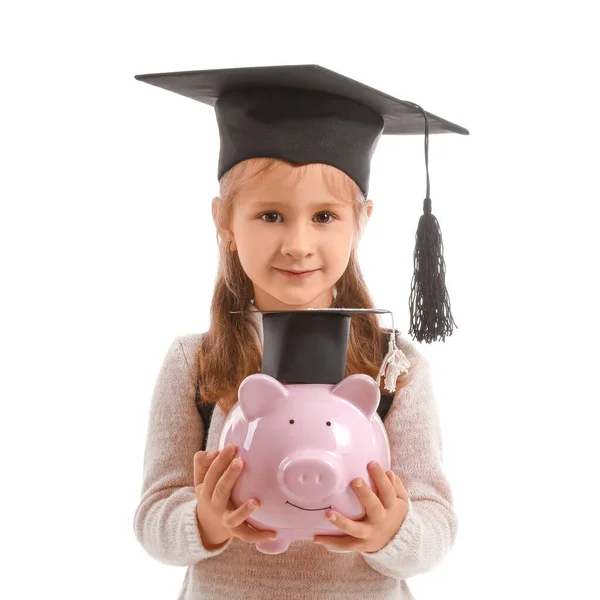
left=404, top=103, right=457, bottom=344
left=408, top=196, right=457, bottom=343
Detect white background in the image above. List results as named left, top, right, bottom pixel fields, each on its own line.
left=2, top=1, right=599, bottom=598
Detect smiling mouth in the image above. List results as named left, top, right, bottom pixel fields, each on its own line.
left=286, top=501, right=331, bottom=511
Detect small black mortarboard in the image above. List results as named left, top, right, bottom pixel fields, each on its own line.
left=134, top=64, right=469, bottom=343
left=230, top=307, right=410, bottom=393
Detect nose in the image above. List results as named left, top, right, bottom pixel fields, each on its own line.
left=277, top=450, right=342, bottom=506
left=280, top=221, right=314, bottom=258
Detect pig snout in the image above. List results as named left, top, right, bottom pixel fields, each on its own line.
left=277, top=450, right=342, bottom=509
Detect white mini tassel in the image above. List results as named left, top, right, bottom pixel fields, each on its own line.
left=377, top=331, right=411, bottom=393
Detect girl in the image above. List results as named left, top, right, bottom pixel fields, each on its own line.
left=133, top=64, right=464, bottom=600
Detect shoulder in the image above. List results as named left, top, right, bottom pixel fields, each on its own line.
left=397, top=333, right=427, bottom=367
left=175, top=331, right=205, bottom=350
left=172, top=332, right=206, bottom=374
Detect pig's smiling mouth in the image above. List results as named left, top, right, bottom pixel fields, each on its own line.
left=285, top=501, right=331, bottom=512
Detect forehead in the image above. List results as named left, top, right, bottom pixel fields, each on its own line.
left=240, top=163, right=354, bottom=206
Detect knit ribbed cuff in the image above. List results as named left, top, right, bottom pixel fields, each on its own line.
left=184, top=498, right=233, bottom=560
left=360, top=497, right=420, bottom=560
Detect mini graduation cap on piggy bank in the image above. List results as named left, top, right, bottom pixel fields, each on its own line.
left=217, top=308, right=411, bottom=554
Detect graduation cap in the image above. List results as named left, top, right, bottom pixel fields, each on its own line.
left=230, top=307, right=410, bottom=393
left=134, top=64, right=470, bottom=343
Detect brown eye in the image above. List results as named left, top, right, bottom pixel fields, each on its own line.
left=261, top=212, right=280, bottom=223
left=315, top=212, right=334, bottom=224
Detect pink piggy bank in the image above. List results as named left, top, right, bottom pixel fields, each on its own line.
left=217, top=371, right=391, bottom=554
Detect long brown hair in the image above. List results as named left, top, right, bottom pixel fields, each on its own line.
left=197, top=158, right=416, bottom=415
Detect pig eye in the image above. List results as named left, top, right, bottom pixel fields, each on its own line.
left=289, top=419, right=295, bottom=424
left=326, top=421, right=331, bottom=426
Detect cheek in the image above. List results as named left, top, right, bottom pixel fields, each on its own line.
left=237, top=228, right=266, bottom=254
left=324, top=230, right=354, bottom=258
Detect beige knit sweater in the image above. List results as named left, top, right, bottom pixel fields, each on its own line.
left=133, top=307, right=457, bottom=599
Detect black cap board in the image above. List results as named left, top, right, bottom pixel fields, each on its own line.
left=134, top=64, right=468, bottom=198
left=134, top=64, right=469, bottom=343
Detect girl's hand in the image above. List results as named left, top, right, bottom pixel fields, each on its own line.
left=313, top=461, right=410, bottom=553
left=193, top=443, right=278, bottom=550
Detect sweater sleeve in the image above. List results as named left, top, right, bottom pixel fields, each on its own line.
left=360, top=354, right=458, bottom=580
left=132, top=337, right=232, bottom=566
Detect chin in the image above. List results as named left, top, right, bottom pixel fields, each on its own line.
left=275, top=297, right=328, bottom=310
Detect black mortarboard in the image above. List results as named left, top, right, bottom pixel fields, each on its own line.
left=134, top=64, right=470, bottom=343
left=230, top=307, right=410, bottom=393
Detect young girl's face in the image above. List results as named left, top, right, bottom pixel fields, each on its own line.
left=228, top=164, right=372, bottom=310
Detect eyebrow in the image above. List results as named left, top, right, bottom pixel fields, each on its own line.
left=247, top=198, right=350, bottom=208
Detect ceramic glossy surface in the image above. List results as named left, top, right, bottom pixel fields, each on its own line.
left=218, top=373, right=391, bottom=554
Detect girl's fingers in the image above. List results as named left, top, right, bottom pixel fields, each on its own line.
left=235, top=523, right=278, bottom=544
left=202, top=444, right=238, bottom=499
left=387, top=470, right=409, bottom=502
left=193, top=450, right=219, bottom=488
left=193, top=451, right=206, bottom=487
left=212, top=455, right=245, bottom=512
left=223, top=498, right=261, bottom=529
left=227, top=503, right=277, bottom=542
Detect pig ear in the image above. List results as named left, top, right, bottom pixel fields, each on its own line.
left=238, top=373, right=289, bottom=422
left=331, top=374, right=380, bottom=420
